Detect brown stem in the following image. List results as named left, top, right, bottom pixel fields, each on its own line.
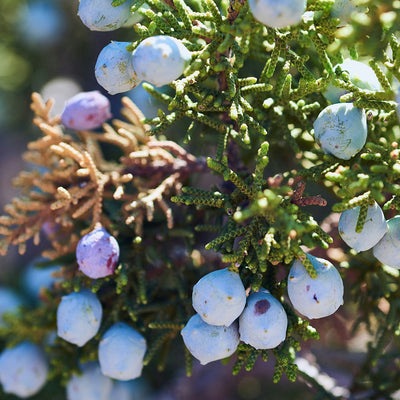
left=291, top=181, right=327, bottom=207
left=227, top=0, right=247, bottom=24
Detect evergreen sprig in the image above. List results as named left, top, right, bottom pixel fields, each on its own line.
left=3, top=0, right=400, bottom=398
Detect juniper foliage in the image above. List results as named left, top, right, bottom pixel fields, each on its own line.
left=1, top=0, right=400, bottom=398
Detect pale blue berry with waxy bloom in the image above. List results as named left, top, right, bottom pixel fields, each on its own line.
left=76, top=226, right=120, bottom=279
left=181, top=314, right=240, bottom=365
left=131, top=35, right=191, bottom=87
left=66, top=362, right=112, bottom=400
left=238, top=289, right=287, bottom=350
left=248, top=0, right=306, bottom=28
left=192, top=268, right=246, bottom=327
left=78, top=0, right=133, bottom=31
left=373, top=216, right=400, bottom=268
left=0, top=342, right=48, bottom=398
left=313, top=102, right=367, bottom=160
left=57, top=289, right=102, bottom=346
left=325, top=59, right=381, bottom=104
left=95, top=41, right=140, bottom=95
left=288, top=255, right=344, bottom=319
left=98, top=322, right=147, bottom=380
left=339, top=201, right=388, bottom=252
left=61, top=91, right=111, bottom=131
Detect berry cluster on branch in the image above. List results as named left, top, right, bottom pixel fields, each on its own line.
left=1, top=0, right=400, bottom=399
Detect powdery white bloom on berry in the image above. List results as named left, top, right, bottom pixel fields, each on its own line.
left=61, top=91, right=111, bottom=131
left=192, top=268, right=246, bottom=327
left=313, top=102, right=367, bottom=160
left=181, top=314, right=240, bottom=365
left=0, top=288, right=22, bottom=327
left=98, top=322, right=147, bottom=380
left=288, top=255, right=344, bottom=319
left=373, top=216, right=400, bottom=268
left=95, top=41, right=140, bottom=95
left=325, top=59, right=381, bottom=104
left=76, top=226, right=120, bottom=279
left=0, top=342, right=48, bottom=398
left=338, top=202, right=388, bottom=252
left=331, top=0, right=367, bottom=27
left=248, top=0, right=306, bottom=29
left=131, top=35, right=191, bottom=87
left=238, top=289, right=287, bottom=350
left=78, top=0, right=133, bottom=31
left=66, top=362, right=113, bottom=400
left=57, top=289, right=102, bottom=346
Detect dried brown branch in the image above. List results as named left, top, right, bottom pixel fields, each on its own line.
left=227, top=0, right=247, bottom=24
left=0, top=93, right=207, bottom=257
left=291, top=181, right=327, bottom=207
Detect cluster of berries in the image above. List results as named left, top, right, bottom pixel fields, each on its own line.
left=77, top=0, right=359, bottom=45
left=0, top=223, right=143, bottom=399
left=57, top=224, right=146, bottom=397
left=56, top=225, right=147, bottom=396
left=77, top=0, right=191, bottom=95
left=56, top=289, right=147, bottom=381
left=2, top=1, right=376, bottom=396
left=181, top=262, right=343, bottom=365
left=75, top=1, right=365, bottom=100
left=0, top=224, right=146, bottom=398
left=246, top=2, right=378, bottom=165
left=339, top=203, right=400, bottom=268
left=95, top=36, right=191, bottom=94
left=312, top=57, right=400, bottom=268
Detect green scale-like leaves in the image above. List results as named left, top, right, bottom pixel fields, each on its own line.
left=4, top=0, right=400, bottom=396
